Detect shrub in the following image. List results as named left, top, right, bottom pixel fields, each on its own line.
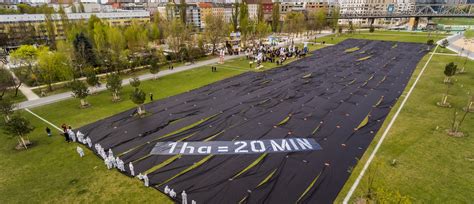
left=427, top=39, right=434, bottom=46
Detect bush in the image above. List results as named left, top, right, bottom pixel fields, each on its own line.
left=441, top=39, right=449, bottom=48
left=369, top=26, right=375, bottom=33
left=427, top=39, right=434, bottom=46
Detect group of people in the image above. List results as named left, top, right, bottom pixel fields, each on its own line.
left=51, top=120, right=197, bottom=202
left=244, top=42, right=309, bottom=68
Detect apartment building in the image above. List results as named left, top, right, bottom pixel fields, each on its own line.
left=0, top=11, right=150, bottom=47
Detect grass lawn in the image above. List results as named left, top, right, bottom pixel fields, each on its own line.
left=32, top=55, right=218, bottom=97
left=433, top=18, right=474, bottom=25
left=315, top=30, right=450, bottom=44
left=3, top=89, right=27, bottom=103
left=335, top=53, right=474, bottom=202
left=465, top=30, right=474, bottom=39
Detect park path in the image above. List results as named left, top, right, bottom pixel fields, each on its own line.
left=16, top=32, right=332, bottom=110
left=3, top=62, right=40, bottom=100
left=440, top=32, right=474, bottom=60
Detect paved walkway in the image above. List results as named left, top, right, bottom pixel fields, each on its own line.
left=3, top=63, right=40, bottom=100
left=439, top=33, right=474, bottom=60
left=16, top=32, right=332, bottom=110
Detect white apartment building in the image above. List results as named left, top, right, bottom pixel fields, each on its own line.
left=339, top=0, right=416, bottom=26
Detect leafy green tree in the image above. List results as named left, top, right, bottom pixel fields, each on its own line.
left=283, top=12, right=305, bottom=38
left=204, top=14, right=229, bottom=55
left=239, top=2, right=250, bottom=42
left=427, top=39, right=434, bottom=46
left=271, top=2, right=280, bottom=32
left=2, top=114, right=35, bottom=149
left=106, top=73, right=122, bottom=102
left=369, top=26, right=375, bottom=33
left=0, top=69, right=12, bottom=95
left=85, top=68, right=100, bottom=93
left=0, top=68, right=17, bottom=100
left=130, top=88, right=146, bottom=116
left=107, top=26, right=126, bottom=72
left=255, top=21, right=271, bottom=41
left=314, top=9, right=327, bottom=34
left=58, top=5, right=70, bottom=35
left=152, top=11, right=168, bottom=42
left=443, top=62, right=457, bottom=83
left=0, top=97, right=15, bottom=122
left=231, top=3, right=240, bottom=32
left=44, top=10, right=56, bottom=49
left=130, top=77, right=141, bottom=88
left=441, top=39, right=449, bottom=48
left=70, top=80, right=90, bottom=108
left=37, top=49, right=73, bottom=91
left=149, top=57, right=160, bottom=80
left=73, top=32, right=96, bottom=77
left=329, top=6, right=340, bottom=33
left=124, top=21, right=149, bottom=53
left=148, top=24, right=161, bottom=42
left=93, top=21, right=108, bottom=59
left=166, top=19, right=189, bottom=60
left=10, top=45, right=39, bottom=72
left=438, top=62, right=457, bottom=107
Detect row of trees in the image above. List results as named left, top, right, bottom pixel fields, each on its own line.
left=69, top=74, right=147, bottom=117
left=437, top=61, right=472, bottom=137
left=0, top=97, right=35, bottom=150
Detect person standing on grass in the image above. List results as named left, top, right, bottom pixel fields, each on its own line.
left=150, top=93, right=154, bottom=101
left=61, top=124, right=70, bottom=142
left=46, top=127, right=52, bottom=137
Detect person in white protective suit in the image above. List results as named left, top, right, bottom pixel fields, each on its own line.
left=76, top=146, right=84, bottom=157
left=169, top=189, right=176, bottom=198
left=129, top=162, right=135, bottom=176
left=143, top=174, right=149, bottom=187
left=181, top=190, right=188, bottom=204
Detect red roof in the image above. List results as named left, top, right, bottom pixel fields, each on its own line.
left=197, top=2, right=213, bottom=9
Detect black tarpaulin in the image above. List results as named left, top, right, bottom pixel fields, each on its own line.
left=78, top=39, right=429, bottom=203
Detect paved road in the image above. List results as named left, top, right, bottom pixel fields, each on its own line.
left=16, top=33, right=332, bottom=110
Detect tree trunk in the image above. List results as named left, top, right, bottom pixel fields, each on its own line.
left=137, top=105, right=143, bottom=115
left=444, top=76, right=448, bottom=83
left=19, top=135, right=27, bottom=149
left=80, top=99, right=87, bottom=107
left=113, top=92, right=120, bottom=101
left=14, top=82, right=21, bottom=97
left=0, top=89, right=5, bottom=99
left=456, top=111, right=469, bottom=133
left=442, top=94, right=448, bottom=105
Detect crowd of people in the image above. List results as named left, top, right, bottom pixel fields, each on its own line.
left=44, top=124, right=197, bottom=203
left=244, top=42, right=309, bottom=69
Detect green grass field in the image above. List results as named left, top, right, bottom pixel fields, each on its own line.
left=335, top=53, right=474, bottom=203
left=433, top=18, right=474, bottom=26
left=3, top=90, right=27, bottom=103
left=465, top=30, right=474, bottom=39
left=315, top=30, right=449, bottom=44
left=2, top=31, right=471, bottom=203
